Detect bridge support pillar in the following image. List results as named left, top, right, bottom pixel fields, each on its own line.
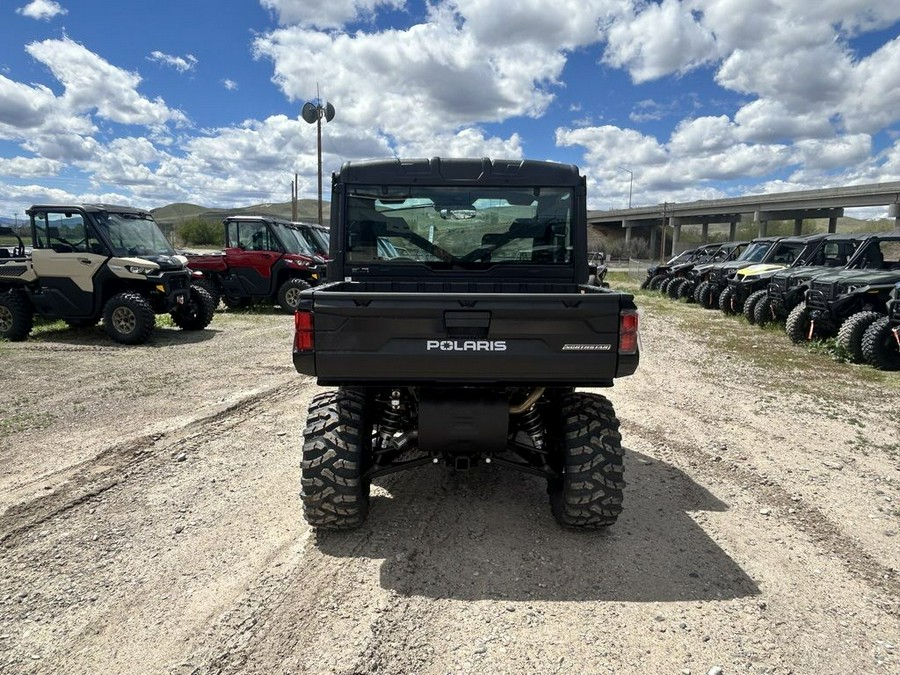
left=649, top=225, right=658, bottom=258
left=729, top=221, right=737, bottom=240
left=754, top=211, right=768, bottom=237
left=890, top=204, right=899, bottom=228
left=671, top=217, right=681, bottom=253
left=794, top=218, right=803, bottom=236
left=828, top=215, right=838, bottom=233
left=623, top=219, right=632, bottom=244
left=701, top=222, right=708, bottom=243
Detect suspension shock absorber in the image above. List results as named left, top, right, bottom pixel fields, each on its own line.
left=378, top=389, right=405, bottom=444
left=518, top=404, right=545, bottom=449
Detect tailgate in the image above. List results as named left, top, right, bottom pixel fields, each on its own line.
left=295, top=289, right=638, bottom=386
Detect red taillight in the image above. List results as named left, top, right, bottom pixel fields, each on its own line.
left=619, top=310, right=639, bottom=354
left=294, top=310, right=314, bottom=352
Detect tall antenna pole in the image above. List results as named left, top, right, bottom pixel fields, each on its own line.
left=316, top=114, right=323, bottom=226
left=301, top=88, right=335, bottom=227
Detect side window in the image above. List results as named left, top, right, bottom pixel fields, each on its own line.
left=32, top=212, right=93, bottom=253
left=226, top=221, right=240, bottom=248
left=246, top=223, right=269, bottom=251
left=881, top=241, right=900, bottom=269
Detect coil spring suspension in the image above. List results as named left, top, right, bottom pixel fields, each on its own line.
left=378, top=390, right=405, bottom=443
left=519, top=405, right=545, bottom=449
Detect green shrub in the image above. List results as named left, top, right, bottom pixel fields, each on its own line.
left=178, top=219, right=220, bottom=246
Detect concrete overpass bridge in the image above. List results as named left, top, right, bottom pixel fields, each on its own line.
left=587, top=181, right=900, bottom=257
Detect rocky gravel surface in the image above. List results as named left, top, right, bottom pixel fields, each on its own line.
left=0, top=294, right=898, bottom=675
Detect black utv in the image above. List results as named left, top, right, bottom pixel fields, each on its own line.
left=754, top=233, right=865, bottom=326
left=786, top=231, right=900, bottom=362
left=862, top=282, right=900, bottom=370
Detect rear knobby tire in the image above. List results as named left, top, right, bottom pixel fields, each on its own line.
left=836, top=310, right=882, bottom=363
left=862, top=317, right=900, bottom=371
left=743, top=289, right=768, bottom=324
left=0, top=291, right=34, bottom=341
left=548, top=392, right=625, bottom=529
left=102, top=292, right=155, bottom=345
left=300, top=389, right=371, bottom=530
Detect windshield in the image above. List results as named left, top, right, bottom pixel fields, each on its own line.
left=272, top=222, right=316, bottom=256
left=345, top=185, right=574, bottom=267
left=96, top=212, right=174, bottom=257
left=295, top=225, right=329, bottom=256
left=738, top=241, right=773, bottom=263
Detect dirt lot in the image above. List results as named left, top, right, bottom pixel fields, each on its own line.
left=1, top=288, right=898, bottom=675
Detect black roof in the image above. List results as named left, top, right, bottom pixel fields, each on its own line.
left=335, top=157, right=583, bottom=187
left=27, top=203, right=152, bottom=217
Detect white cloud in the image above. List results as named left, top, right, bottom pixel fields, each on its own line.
left=260, top=0, right=406, bottom=29
left=222, top=79, right=238, bottom=91
left=148, top=51, right=198, bottom=73
left=16, top=0, right=67, bottom=21
left=0, top=75, right=60, bottom=132
left=26, top=38, right=188, bottom=128
left=252, top=5, right=564, bottom=148
left=602, top=0, right=719, bottom=83
left=452, top=0, right=619, bottom=49
left=0, top=156, right=62, bottom=178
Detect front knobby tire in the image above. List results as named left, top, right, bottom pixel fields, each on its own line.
left=171, top=285, right=216, bottom=330
left=0, top=291, right=34, bottom=341
left=862, top=317, right=900, bottom=371
left=278, top=278, right=311, bottom=311
left=753, top=295, right=776, bottom=326
left=102, top=292, right=155, bottom=345
left=697, top=281, right=718, bottom=309
left=743, top=289, right=768, bottom=324
left=300, top=389, right=372, bottom=530
left=648, top=274, right=667, bottom=291
left=677, top=280, right=696, bottom=301
left=192, top=279, right=221, bottom=310
left=548, top=392, right=625, bottom=530
left=719, top=286, right=739, bottom=315
left=836, top=310, right=882, bottom=363
left=667, top=278, right=686, bottom=299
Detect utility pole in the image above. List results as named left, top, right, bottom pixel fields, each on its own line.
left=301, top=89, right=335, bottom=226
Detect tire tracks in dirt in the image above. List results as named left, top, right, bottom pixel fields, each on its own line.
left=623, top=417, right=899, bottom=614
left=199, top=470, right=458, bottom=674
left=0, top=378, right=303, bottom=546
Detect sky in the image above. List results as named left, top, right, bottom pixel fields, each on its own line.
left=1, top=0, right=899, bottom=222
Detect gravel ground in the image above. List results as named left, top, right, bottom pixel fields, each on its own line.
left=0, top=290, right=898, bottom=675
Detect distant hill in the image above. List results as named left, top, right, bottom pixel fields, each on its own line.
left=151, top=199, right=330, bottom=225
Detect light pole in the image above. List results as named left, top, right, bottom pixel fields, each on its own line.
left=301, top=95, right=335, bottom=226
left=618, top=167, right=633, bottom=208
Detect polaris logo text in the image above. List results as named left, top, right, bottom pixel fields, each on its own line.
left=426, top=340, right=507, bottom=352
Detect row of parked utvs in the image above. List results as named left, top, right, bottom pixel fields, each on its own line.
left=0, top=205, right=329, bottom=345
left=640, top=229, right=900, bottom=371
